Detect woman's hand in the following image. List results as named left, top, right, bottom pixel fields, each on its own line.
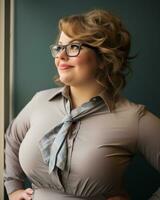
left=9, top=188, right=33, bottom=200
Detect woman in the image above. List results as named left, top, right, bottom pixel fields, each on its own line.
left=4, top=9, right=160, bottom=200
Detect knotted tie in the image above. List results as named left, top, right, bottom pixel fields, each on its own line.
left=39, top=97, right=104, bottom=174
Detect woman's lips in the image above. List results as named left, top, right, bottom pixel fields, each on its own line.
left=58, top=64, right=74, bottom=70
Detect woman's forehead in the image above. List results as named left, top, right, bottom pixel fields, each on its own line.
left=58, top=32, right=82, bottom=45
left=58, top=32, right=72, bottom=44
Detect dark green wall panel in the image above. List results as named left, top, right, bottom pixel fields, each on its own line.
left=11, top=0, right=160, bottom=199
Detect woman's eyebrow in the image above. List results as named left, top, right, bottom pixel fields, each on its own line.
left=57, top=41, right=70, bottom=45
left=58, top=40, right=80, bottom=45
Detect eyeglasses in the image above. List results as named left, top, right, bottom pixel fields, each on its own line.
left=50, top=42, right=97, bottom=58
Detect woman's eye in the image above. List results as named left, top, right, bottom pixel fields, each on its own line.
left=54, top=45, right=62, bottom=52
left=70, top=44, right=79, bottom=50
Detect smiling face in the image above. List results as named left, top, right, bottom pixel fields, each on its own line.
left=55, top=32, right=100, bottom=87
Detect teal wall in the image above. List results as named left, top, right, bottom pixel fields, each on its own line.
left=6, top=0, right=160, bottom=199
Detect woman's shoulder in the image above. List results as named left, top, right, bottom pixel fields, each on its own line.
left=114, top=96, right=160, bottom=129
left=32, top=87, right=64, bottom=101
left=115, top=95, right=147, bottom=119
left=116, top=95, right=145, bottom=111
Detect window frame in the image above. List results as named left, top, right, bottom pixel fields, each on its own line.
left=0, top=0, right=15, bottom=199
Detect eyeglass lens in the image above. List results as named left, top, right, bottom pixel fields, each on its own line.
left=51, top=43, right=81, bottom=57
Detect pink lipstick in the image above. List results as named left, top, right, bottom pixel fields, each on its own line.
left=58, top=64, right=74, bottom=70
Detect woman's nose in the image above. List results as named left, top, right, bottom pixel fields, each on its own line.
left=57, top=48, right=68, bottom=60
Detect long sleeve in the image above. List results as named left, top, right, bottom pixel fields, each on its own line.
left=4, top=93, right=38, bottom=195
left=149, top=188, right=160, bottom=200
left=137, top=107, right=160, bottom=200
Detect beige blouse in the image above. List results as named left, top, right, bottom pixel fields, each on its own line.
left=4, top=86, right=160, bottom=200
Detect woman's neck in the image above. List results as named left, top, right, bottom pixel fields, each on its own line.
left=69, top=83, right=104, bottom=108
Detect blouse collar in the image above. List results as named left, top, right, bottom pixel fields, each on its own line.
left=48, top=86, right=115, bottom=112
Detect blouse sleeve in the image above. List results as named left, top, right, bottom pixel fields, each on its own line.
left=137, top=106, right=160, bottom=199
left=4, top=93, right=38, bottom=195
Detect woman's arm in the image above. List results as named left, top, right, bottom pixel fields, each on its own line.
left=137, top=107, right=160, bottom=199
left=4, top=93, right=38, bottom=196
left=149, top=188, right=160, bottom=200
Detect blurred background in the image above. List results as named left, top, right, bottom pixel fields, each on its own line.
left=3, top=0, right=160, bottom=199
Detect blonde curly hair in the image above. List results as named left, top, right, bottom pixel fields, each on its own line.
left=55, top=9, right=134, bottom=100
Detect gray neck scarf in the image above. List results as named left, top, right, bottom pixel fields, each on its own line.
left=39, top=97, right=105, bottom=174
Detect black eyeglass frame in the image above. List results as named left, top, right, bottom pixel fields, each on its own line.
left=49, top=42, right=98, bottom=58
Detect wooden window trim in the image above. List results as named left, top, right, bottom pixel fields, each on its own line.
left=0, top=0, right=14, bottom=199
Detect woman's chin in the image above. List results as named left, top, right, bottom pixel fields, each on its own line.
left=59, top=76, right=73, bottom=85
